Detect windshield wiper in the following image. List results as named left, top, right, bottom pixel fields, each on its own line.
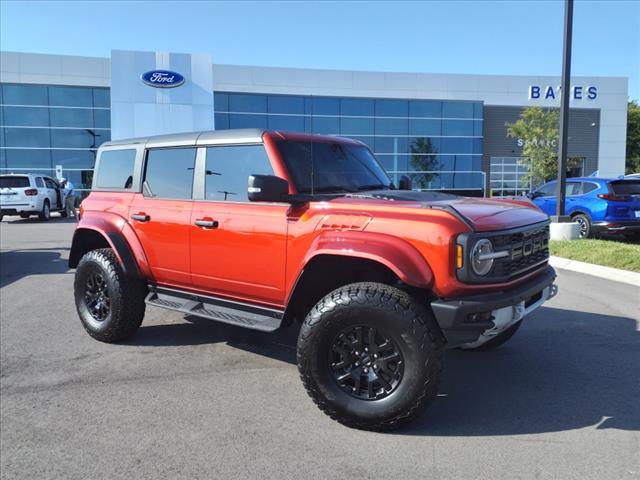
left=305, top=186, right=357, bottom=194
left=354, top=184, right=391, bottom=192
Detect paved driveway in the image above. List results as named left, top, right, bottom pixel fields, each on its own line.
left=1, top=218, right=638, bottom=479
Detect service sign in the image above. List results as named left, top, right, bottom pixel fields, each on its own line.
left=141, top=70, right=185, bottom=88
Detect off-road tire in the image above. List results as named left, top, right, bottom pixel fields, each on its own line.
left=460, top=319, right=522, bottom=351
left=572, top=213, right=591, bottom=238
left=74, top=248, right=147, bottom=342
left=297, top=282, right=444, bottom=431
left=38, top=200, right=50, bottom=221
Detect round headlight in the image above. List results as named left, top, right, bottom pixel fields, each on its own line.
left=471, top=239, right=494, bottom=276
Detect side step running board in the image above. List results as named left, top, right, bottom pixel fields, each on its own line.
left=145, top=286, right=284, bottom=332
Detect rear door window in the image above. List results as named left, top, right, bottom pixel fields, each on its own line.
left=144, top=148, right=196, bottom=199
left=610, top=180, right=640, bottom=195
left=35, top=177, right=45, bottom=188
left=566, top=182, right=582, bottom=196
left=95, top=149, right=137, bottom=189
left=0, top=176, right=30, bottom=188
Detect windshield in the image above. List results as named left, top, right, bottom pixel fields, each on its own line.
left=276, top=140, right=392, bottom=194
left=611, top=180, right=640, bottom=195
left=0, top=176, right=30, bottom=188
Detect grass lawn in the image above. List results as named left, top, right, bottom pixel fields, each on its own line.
left=549, top=238, right=640, bottom=273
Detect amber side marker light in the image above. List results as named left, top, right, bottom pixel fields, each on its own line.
left=456, top=245, right=464, bottom=269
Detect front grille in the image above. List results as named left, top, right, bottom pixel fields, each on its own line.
left=491, top=224, right=550, bottom=279
left=456, top=221, right=550, bottom=284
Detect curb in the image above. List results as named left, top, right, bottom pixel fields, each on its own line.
left=549, top=256, right=640, bottom=287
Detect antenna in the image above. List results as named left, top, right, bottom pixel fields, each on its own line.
left=310, top=94, right=314, bottom=195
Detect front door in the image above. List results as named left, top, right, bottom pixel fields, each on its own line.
left=190, top=144, right=288, bottom=307
left=128, top=147, right=197, bottom=288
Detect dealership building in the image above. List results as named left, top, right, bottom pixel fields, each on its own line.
left=0, top=50, right=629, bottom=196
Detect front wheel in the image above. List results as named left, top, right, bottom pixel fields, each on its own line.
left=297, top=282, right=444, bottom=431
left=74, top=248, right=147, bottom=342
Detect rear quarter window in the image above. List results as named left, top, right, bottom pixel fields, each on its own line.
left=610, top=180, right=640, bottom=195
left=0, top=176, right=31, bottom=188
left=95, top=149, right=137, bottom=189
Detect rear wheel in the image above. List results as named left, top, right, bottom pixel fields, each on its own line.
left=572, top=213, right=591, bottom=238
left=38, top=200, right=50, bottom=221
left=74, top=248, right=147, bottom=342
left=297, top=282, right=444, bottom=431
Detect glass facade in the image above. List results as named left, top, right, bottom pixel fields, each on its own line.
left=0, top=83, right=111, bottom=190
left=214, top=92, right=484, bottom=191
left=0, top=84, right=485, bottom=192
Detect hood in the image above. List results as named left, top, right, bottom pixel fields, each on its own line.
left=342, top=190, right=549, bottom=232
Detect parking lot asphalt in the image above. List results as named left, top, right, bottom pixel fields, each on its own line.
left=1, top=217, right=639, bottom=480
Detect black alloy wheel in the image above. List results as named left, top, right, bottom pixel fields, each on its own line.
left=329, top=325, right=404, bottom=401
left=84, top=270, right=111, bottom=322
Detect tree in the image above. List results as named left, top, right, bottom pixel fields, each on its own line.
left=626, top=100, right=640, bottom=174
left=506, top=107, right=560, bottom=184
left=409, top=137, right=441, bottom=189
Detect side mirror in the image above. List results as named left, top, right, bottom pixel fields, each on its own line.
left=398, top=175, right=412, bottom=191
left=248, top=174, right=289, bottom=202
left=529, top=191, right=542, bottom=200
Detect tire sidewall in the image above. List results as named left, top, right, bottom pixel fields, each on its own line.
left=300, top=293, right=437, bottom=424
left=574, top=214, right=591, bottom=238
left=40, top=200, right=50, bottom=221
left=74, top=254, right=120, bottom=334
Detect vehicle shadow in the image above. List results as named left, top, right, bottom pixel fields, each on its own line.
left=129, top=305, right=639, bottom=435
left=0, top=248, right=70, bottom=288
left=403, top=306, right=640, bottom=436
left=1, top=215, right=77, bottom=225
left=127, top=315, right=299, bottom=364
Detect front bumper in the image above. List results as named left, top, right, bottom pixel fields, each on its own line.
left=591, top=220, right=640, bottom=233
left=431, top=266, right=557, bottom=348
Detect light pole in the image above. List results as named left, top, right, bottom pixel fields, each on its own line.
left=554, top=0, right=573, bottom=221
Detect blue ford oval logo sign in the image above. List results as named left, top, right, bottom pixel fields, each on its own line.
left=140, top=70, right=185, bottom=88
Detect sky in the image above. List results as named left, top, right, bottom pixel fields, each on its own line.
left=1, top=0, right=638, bottom=100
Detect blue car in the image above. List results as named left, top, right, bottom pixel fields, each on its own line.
left=530, top=177, right=640, bottom=238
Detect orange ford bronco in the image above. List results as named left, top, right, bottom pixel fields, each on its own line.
left=70, top=129, right=557, bottom=430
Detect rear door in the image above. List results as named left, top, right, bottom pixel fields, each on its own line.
left=190, top=144, right=288, bottom=306
left=128, top=147, right=196, bottom=288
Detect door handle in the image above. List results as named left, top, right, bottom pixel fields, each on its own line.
left=195, top=219, right=219, bottom=229
left=131, top=213, right=150, bottom=222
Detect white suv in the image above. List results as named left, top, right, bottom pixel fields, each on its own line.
left=0, top=173, right=68, bottom=221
